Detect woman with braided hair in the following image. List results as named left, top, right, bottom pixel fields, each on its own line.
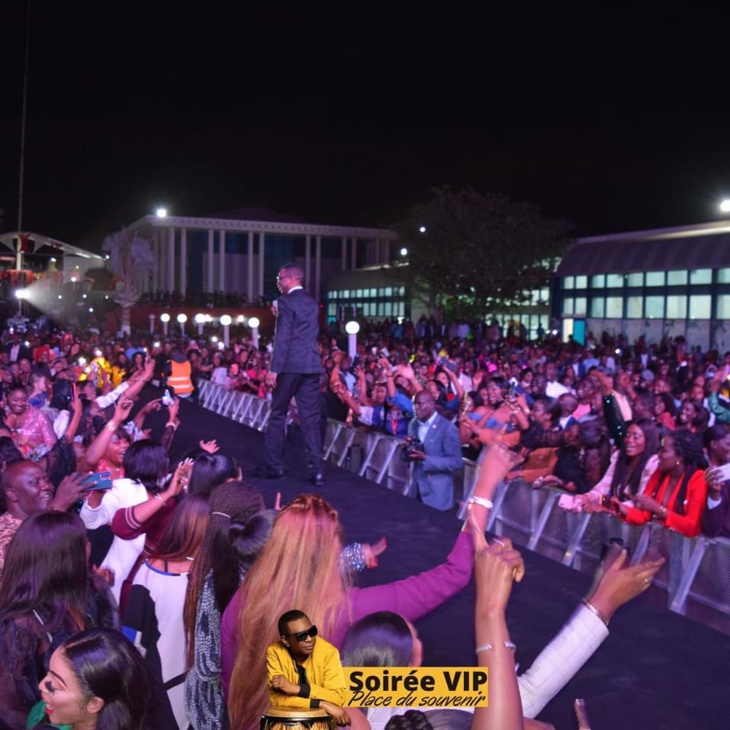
left=613, top=427, right=708, bottom=537
left=184, top=480, right=273, bottom=730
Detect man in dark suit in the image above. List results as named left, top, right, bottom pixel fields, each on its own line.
left=263, top=264, right=324, bottom=485
left=403, top=390, right=463, bottom=510
left=3, top=334, right=32, bottom=364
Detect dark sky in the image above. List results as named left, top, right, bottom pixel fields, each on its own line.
left=2, top=4, right=730, bottom=248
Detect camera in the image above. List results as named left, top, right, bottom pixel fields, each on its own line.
left=401, top=438, right=424, bottom=461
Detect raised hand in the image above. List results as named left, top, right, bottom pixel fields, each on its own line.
left=199, top=439, right=219, bottom=453
left=362, top=537, right=388, bottom=568
left=587, top=548, right=664, bottom=622
left=474, top=536, right=525, bottom=617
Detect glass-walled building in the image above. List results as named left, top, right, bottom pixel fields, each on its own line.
left=554, top=221, right=730, bottom=351
left=324, top=267, right=408, bottom=324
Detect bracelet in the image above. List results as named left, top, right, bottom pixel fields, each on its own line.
left=476, top=640, right=516, bottom=654
left=153, top=493, right=167, bottom=504
left=469, top=496, right=494, bottom=510
left=104, top=421, right=118, bottom=432
left=582, top=598, right=610, bottom=627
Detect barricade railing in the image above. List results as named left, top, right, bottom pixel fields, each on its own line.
left=195, top=381, right=730, bottom=631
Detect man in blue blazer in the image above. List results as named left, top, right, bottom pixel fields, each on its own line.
left=404, top=391, right=463, bottom=510
left=263, top=264, right=324, bottom=485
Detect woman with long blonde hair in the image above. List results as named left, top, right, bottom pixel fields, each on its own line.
left=225, top=494, right=349, bottom=728
left=222, top=446, right=518, bottom=730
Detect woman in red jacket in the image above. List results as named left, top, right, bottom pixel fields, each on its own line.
left=613, top=428, right=708, bottom=537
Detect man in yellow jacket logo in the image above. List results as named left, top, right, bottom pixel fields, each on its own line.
left=267, top=609, right=351, bottom=726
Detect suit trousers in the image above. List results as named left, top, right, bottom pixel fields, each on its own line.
left=265, top=372, right=323, bottom=473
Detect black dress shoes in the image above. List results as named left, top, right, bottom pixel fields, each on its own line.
left=310, top=472, right=325, bottom=487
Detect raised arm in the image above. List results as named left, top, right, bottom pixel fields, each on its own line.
left=78, top=398, right=134, bottom=475
left=471, top=535, right=525, bottom=730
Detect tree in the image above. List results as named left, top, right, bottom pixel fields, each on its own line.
left=393, top=186, right=573, bottom=321
left=101, top=228, right=154, bottom=335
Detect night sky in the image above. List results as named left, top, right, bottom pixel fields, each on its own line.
left=2, top=4, right=730, bottom=249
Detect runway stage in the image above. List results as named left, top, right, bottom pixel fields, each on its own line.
left=169, top=396, right=730, bottom=729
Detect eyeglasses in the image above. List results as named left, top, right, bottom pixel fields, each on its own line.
left=288, top=625, right=318, bottom=642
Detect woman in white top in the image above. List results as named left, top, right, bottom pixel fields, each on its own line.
left=571, top=419, right=660, bottom=512
left=123, top=493, right=209, bottom=728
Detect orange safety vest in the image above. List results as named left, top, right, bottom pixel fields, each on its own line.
left=168, top=360, right=194, bottom=395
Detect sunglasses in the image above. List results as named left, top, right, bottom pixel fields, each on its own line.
left=288, top=625, right=318, bottom=642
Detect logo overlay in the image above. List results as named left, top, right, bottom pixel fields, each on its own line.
left=343, top=667, right=488, bottom=709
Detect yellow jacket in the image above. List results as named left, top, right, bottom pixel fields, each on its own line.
left=266, top=637, right=347, bottom=709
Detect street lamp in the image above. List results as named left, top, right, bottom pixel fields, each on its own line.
left=345, top=320, right=360, bottom=358
left=160, top=312, right=170, bottom=338
left=194, top=313, right=206, bottom=336
left=156, top=207, right=168, bottom=218
left=177, top=313, right=188, bottom=337
left=220, top=314, right=232, bottom=347
left=400, top=247, right=408, bottom=257
left=248, top=316, right=260, bottom=349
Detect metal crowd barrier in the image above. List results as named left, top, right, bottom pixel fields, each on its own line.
left=195, top=380, right=730, bottom=632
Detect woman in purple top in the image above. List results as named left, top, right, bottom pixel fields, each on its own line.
left=222, top=446, right=518, bottom=730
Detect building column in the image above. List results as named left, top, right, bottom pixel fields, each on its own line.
left=218, top=231, right=226, bottom=293
left=304, top=234, right=311, bottom=294
left=207, top=229, right=214, bottom=293
left=258, top=232, right=266, bottom=298
left=383, top=240, right=390, bottom=263
left=315, top=235, right=322, bottom=302
left=179, top=228, right=187, bottom=297
left=351, top=237, right=357, bottom=270
left=159, top=233, right=166, bottom=292
left=341, top=236, right=347, bottom=271
left=246, top=231, right=254, bottom=300
left=150, top=235, right=158, bottom=292
left=167, top=227, right=175, bottom=292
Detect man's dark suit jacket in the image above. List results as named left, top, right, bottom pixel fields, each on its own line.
left=270, top=288, right=321, bottom=375
left=3, top=344, right=32, bottom=363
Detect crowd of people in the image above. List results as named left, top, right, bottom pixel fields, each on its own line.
left=0, top=300, right=720, bottom=729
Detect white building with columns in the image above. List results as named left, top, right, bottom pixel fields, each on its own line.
left=124, top=208, right=398, bottom=304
